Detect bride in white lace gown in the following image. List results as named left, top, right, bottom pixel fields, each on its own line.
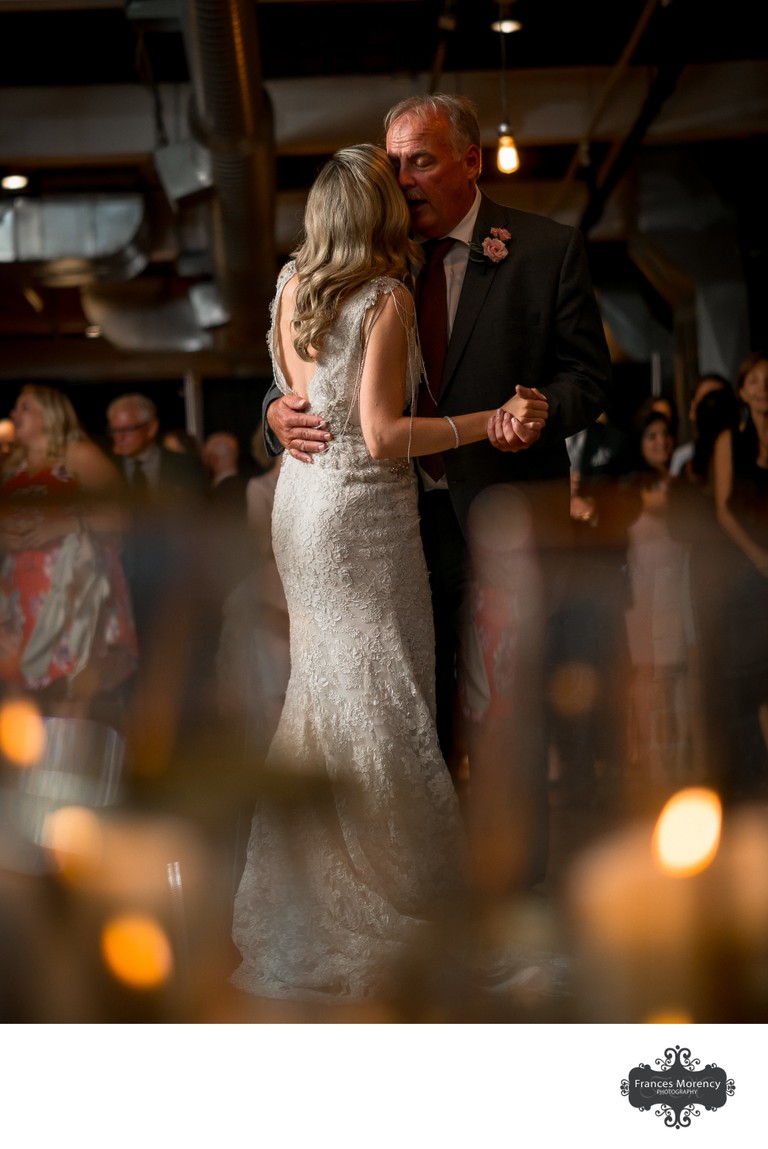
left=230, top=144, right=544, bottom=1002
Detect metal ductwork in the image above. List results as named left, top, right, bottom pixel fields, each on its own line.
left=0, top=0, right=278, bottom=362
left=178, top=0, right=276, bottom=357
left=0, top=194, right=150, bottom=287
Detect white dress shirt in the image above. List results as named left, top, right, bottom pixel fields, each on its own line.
left=417, top=187, right=482, bottom=491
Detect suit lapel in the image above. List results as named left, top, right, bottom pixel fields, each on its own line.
left=441, top=196, right=504, bottom=401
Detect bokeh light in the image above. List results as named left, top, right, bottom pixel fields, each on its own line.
left=644, top=1007, right=694, bottom=1024
left=653, top=787, right=722, bottom=877
left=42, top=805, right=104, bottom=881
left=0, top=698, right=46, bottom=766
left=101, top=913, right=174, bottom=990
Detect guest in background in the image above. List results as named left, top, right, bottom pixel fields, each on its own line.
left=197, top=432, right=253, bottom=715
left=162, top=426, right=204, bottom=460
left=632, top=393, right=679, bottom=448
left=0, top=385, right=137, bottom=724
left=202, top=431, right=249, bottom=511
left=548, top=411, right=638, bottom=809
left=623, top=409, right=699, bottom=794
left=104, top=392, right=207, bottom=682
left=678, top=380, right=740, bottom=489
left=667, top=381, right=741, bottom=789
left=670, top=373, right=732, bottom=478
left=215, top=436, right=288, bottom=755
left=566, top=408, right=633, bottom=526
left=713, top=350, right=768, bottom=796
left=627, top=406, right=675, bottom=478
left=106, top=394, right=207, bottom=502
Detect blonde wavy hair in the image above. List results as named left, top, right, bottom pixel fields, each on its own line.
left=6, top=384, right=86, bottom=471
left=291, top=143, right=420, bottom=360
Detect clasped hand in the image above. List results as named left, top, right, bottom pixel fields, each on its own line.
left=487, top=385, right=549, bottom=453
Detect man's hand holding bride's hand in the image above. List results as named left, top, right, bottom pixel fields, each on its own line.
left=487, top=386, right=548, bottom=453
left=267, top=394, right=333, bottom=463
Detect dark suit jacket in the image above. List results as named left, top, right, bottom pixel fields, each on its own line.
left=113, top=445, right=208, bottom=505
left=208, top=472, right=249, bottom=509
left=156, top=446, right=208, bottom=500
left=435, top=194, right=611, bottom=536
left=263, top=193, right=611, bottom=539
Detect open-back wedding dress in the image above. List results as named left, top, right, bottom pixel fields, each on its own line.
left=230, top=265, right=465, bottom=1001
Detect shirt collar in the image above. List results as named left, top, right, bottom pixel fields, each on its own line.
left=448, top=186, right=482, bottom=247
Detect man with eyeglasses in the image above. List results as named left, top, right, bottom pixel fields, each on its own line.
left=106, top=393, right=206, bottom=500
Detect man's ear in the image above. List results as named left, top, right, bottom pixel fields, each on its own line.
left=465, top=143, right=482, bottom=181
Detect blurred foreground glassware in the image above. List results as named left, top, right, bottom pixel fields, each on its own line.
left=0, top=711, right=125, bottom=872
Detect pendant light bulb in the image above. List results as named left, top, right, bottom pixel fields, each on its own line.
left=496, top=127, right=519, bottom=174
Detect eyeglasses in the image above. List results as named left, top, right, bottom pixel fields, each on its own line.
left=107, top=421, right=151, bottom=436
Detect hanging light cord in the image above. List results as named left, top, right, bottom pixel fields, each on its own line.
left=498, top=7, right=509, bottom=131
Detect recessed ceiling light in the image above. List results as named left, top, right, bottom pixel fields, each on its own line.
left=2, top=174, right=29, bottom=191
left=491, top=19, right=522, bottom=34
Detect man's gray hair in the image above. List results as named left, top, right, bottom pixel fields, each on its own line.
left=384, top=93, right=481, bottom=153
left=107, top=392, right=157, bottom=423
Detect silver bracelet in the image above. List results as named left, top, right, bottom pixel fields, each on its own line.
left=443, top=414, right=460, bottom=449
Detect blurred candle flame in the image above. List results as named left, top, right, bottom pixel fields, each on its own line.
left=652, top=788, right=722, bottom=877
left=644, top=1007, right=694, bottom=1024
left=101, top=913, right=173, bottom=989
left=0, top=698, right=45, bottom=766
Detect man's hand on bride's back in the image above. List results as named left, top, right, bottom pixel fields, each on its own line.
left=267, top=394, right=333, bottom=464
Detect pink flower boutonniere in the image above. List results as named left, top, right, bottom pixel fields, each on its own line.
left=469, top=226, right=511, bottom=264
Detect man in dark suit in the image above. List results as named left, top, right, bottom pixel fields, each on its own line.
left=264, top=93, right=612, bottom=889
left=106, top=393, right=207, bottom=502
left=201, top=430, right=252, bottom=598
left=105, top=393, right=208, bottom=671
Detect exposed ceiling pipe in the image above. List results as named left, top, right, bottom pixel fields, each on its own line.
left=179, top=0, right=276, bottom=355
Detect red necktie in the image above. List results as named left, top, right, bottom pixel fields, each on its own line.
left=417, top=237, right=455, bottom=479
